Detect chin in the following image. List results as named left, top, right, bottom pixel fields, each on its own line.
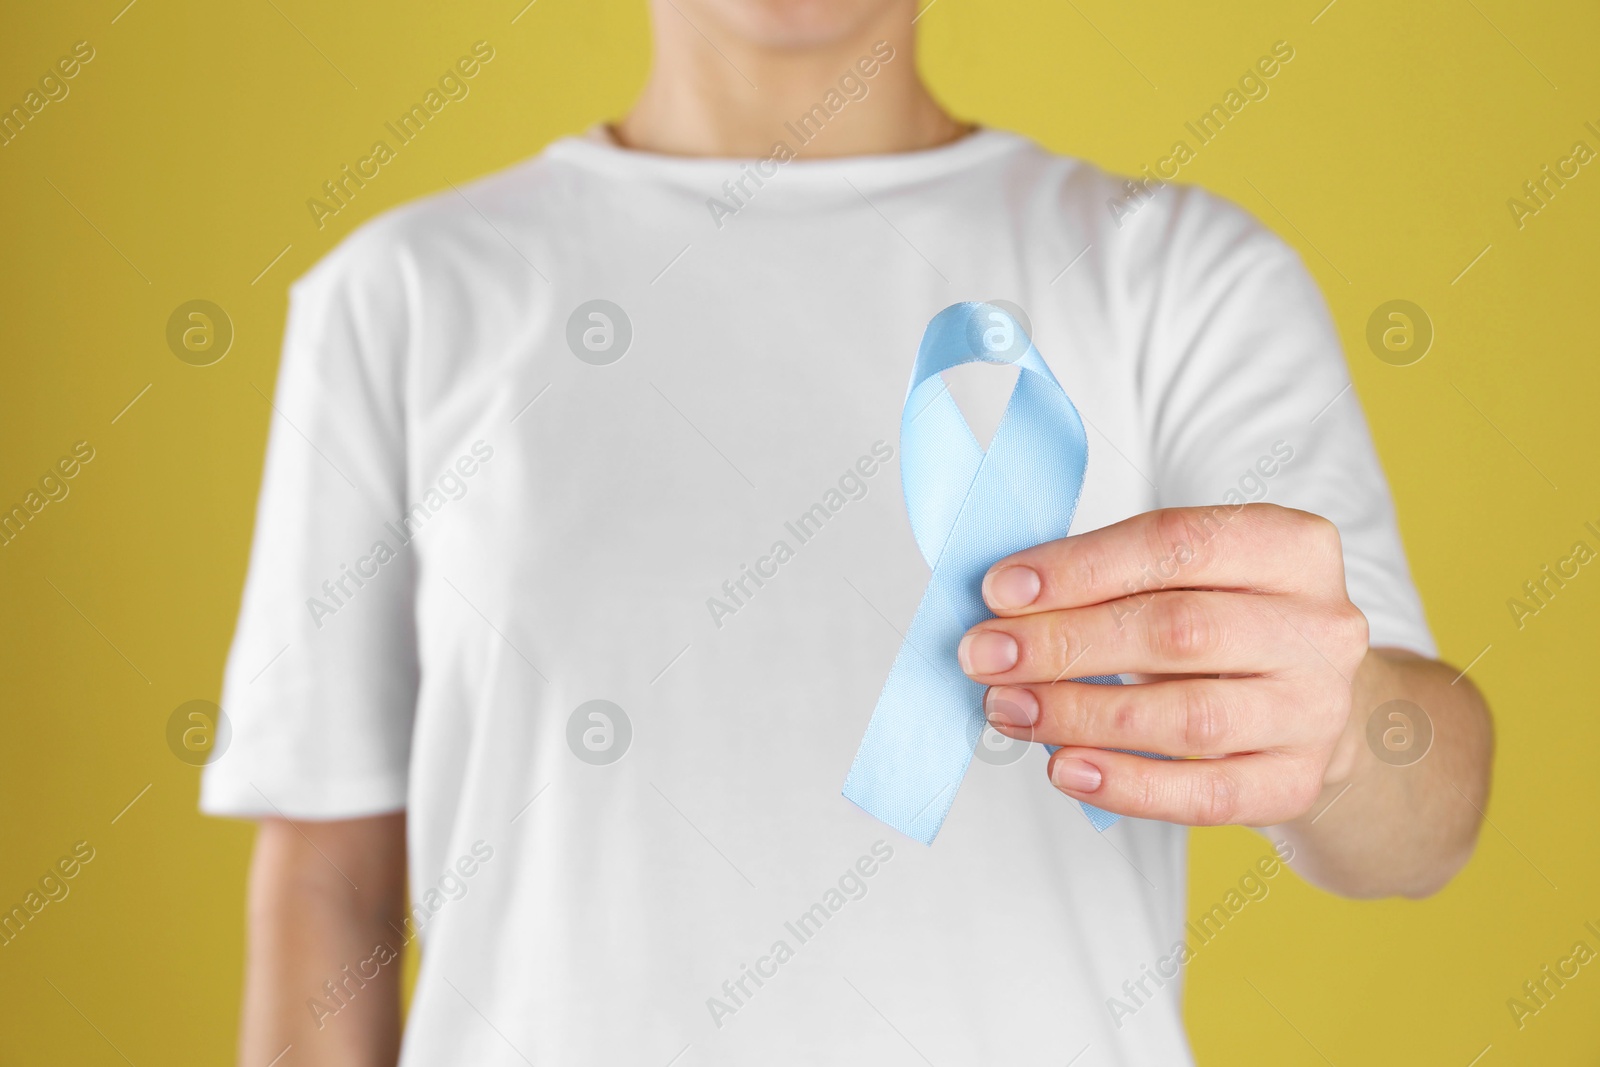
left=676, top=0, right=907, bottom=49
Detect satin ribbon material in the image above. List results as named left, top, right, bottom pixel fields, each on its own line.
left=842, top=302, right=1125, bottom=844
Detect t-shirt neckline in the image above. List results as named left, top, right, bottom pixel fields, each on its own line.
left=543, top=124, right=1024, bottom=187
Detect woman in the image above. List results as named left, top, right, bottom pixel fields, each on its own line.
left=207, top=2, right=1490, bottom=1063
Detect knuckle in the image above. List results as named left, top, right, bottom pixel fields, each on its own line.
left=1310, top=602, right=1369, bottom=672
left=1179, top=685, right=1228, bottom=752
left=1149, top=593, right=1214, bottom=662
left=1341, top=604, right=1371, bottom=655
left=1297, top=510, right=1342, bottom=556
left=1133, top=764, right=1163, bottom=814
left=1318, top=691, right=1354, bottom=744
left=1064, top=542, right=1117, bottom=603
left=1051, top=685, right=1094, bottom=738
left=1314, top=513, right=1343, bottom=550
left=1109, top=693, right=1142, bottom=738
left=1151, top=509, right=1199, bottom=570
left=1234, top=502, right=1281, bottom=540
left=1040, top=613, right=1085, bottom=672
left=1193, top=768, right=1241, bottom=826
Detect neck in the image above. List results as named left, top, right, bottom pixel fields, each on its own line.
left=614, top=2, right=966, bottom=158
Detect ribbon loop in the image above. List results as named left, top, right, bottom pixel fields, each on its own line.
left=842, top=302, right=1123, bottom=844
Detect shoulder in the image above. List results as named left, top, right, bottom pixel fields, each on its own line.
left=288, top=145, right=582, bottom=306
left=1000, top=133, right=1299, bottom=278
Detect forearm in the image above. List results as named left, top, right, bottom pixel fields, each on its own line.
left=1270, top=647, right=1493, bottom=899
left=240, top=814, right=407, bottom=1067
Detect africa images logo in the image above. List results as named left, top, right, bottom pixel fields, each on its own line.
left=704, top=841, right=894, bottom=1029
left=703, top=41, right=896, bottom=230
left=704, top=441, right=894, bottom=629
left=305, top=441, right=493, bottom=628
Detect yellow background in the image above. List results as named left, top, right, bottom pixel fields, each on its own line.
left=2, top=0, right=1596, bottom=1062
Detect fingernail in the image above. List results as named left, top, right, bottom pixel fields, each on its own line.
left=985, top=687, right=1039, bottom=728
left=1051, top=757, right=1103, bottom=793
left=984, top=565, right=1041, bottom=611
left=958, top=631, right=1018, bottom=675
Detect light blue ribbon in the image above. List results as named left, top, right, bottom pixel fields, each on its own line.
left=842, top=302, right=1125, bottom=844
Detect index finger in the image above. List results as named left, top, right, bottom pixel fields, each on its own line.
left=980, top=503, right=1338, bottom=615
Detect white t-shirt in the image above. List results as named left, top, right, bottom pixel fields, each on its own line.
left=203, top=126, right=1434, bottom=1065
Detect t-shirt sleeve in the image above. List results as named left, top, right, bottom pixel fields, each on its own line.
left=1128, top=185, right=1436, bottom=658
left=201, top=225, right=420, bottom=819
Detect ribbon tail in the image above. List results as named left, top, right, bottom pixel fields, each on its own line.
left=842, top=570, right=984, bottom=845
